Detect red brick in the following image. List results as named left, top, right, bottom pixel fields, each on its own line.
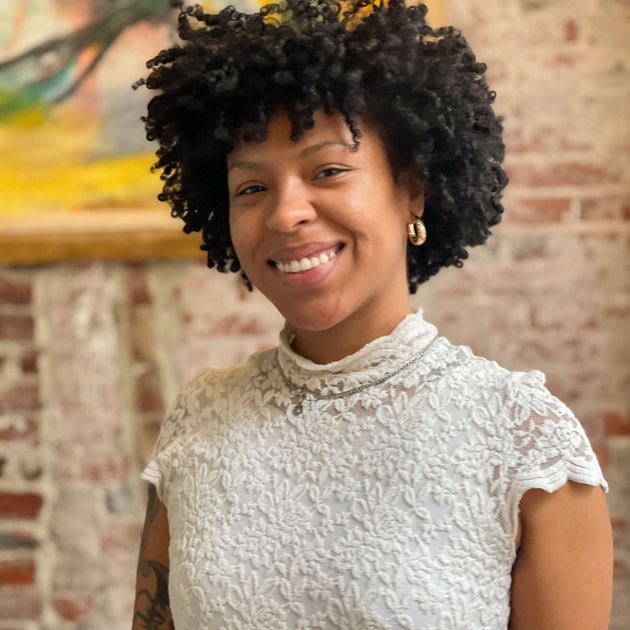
left=0, top=589, right=42, bottom=620
left=128, top=267, right=152, bottom=305
left=54, top=593, right=95, bottom=623
left=0, top=383, right=40, bottom=412
left=565, top=19, right=579, bottom=42
left=136, top=367, right=164, bottom=413
left=0, top=279, right=31, bottom=305
left=0, top=315, right=34, bottom=341
left=206, top=314, right=269, bottom=335
left=604, top=410, right=630, bottom=436
left=130, top=307, right=156, bottom=363
left=20, top=350, right=39, bottom=374
left=101, top=521, right=142, bottom=553
left=0, top=417, right=38, bottom=442
left=0, top=493, right=43, bottom=519
left=581, top=197, right=624, bottom=220
left=506, top=162, right=620, bottom=187
left=0, top=559, right=35, bottom=586
left=504, top=127, right=592, bottom=153
left=509, top=197, right=572, bottom=222
left=69, top=453, right=130, bottom=483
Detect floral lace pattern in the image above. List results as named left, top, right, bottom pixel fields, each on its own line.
left=141, top=308, right=608, bottom=629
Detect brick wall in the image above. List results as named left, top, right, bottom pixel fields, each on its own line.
left=1, top=0, right=628, bottom=628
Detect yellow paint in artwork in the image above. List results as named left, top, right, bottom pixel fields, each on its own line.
left=0, top=152, right=162, bottom=215
left=0, top=103, right=161, bottom=215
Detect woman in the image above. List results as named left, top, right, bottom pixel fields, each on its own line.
left=131, top=1, right=613, bottom=628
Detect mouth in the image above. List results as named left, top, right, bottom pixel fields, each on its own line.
left=267, top=242, right=345, bottom=273
left=267, top=242, right=346, bottom=288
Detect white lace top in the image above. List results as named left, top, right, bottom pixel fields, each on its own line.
left=141, top=307, right=609, bottom=630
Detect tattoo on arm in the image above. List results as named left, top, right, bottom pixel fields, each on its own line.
left=134, top=559, right=173, bottom=630
left=134, top=485, right=173, bottom=629
left=138, top=484, right=160, bottom=561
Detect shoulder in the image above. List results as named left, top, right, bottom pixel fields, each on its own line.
left=152, top=361, right=253, bottom=449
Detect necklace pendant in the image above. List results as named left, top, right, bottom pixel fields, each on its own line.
left=292, top=392, right=304, bottom=415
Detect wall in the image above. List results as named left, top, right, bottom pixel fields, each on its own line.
left=0, top=0, right=629, bottom=628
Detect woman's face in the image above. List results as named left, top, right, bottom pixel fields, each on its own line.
left=227, top=106, right=424, bottom=333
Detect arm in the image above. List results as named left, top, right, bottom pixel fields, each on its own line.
left=509, top=480, right=613, bottom=630
left=132, top=484, right=174, bottom=630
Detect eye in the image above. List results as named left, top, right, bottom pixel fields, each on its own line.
left=236, top=167, right=348, bottom=196
left=237, top=185, right=264, bottom=197
left=317, top=167, right=347, bottom=178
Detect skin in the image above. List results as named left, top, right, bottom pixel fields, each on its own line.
left=510, top=481, right=613, bottom=629
left=132, top=485, right=174, bottom=630
left=227, top=106, right=425, bottom=364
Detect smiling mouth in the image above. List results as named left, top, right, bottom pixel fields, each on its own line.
left=267, top=243, right=345, bottom=272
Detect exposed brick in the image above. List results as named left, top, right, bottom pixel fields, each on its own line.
left=0, top=416, right=38, bottom=442
left=0, top=589, right=41, bottom=620
left=71, top=453, right=130, bottom=483
left=0, top=559, right=35, bottom=586
left=136, top=367, right=164, bottom=413
left=130, top=307, right=156, bottom=363
left=0, top=532, right=39, bottom=551
left=0, top=493, right=43, bottom=519
left=0, top=383, right=40, bottom=412
left=604, top=411, right=630, bottom=436
left=564, top=18, right=578, bottom=42
left=101, top=521, right=141, bottom=553
left=508, top=197, right=572, bottom=222
left=0, top=279, right=31, bottom=305
left=54, top=592, right=95, bottom=623
left=504, top=127, right=593, bottom=153
left=19, top=351, right=39, bottom=375
left=581, top=196, right=626, bottom=221
left=506, top=162, right=621, bottom=187
left=128, top=266, right=152, bottom=305
left=205, top=314, right=270, bottom=335
left=0, top=316, right=34, bottom=341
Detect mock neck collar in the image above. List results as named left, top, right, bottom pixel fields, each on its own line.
left=276, top=307, right=440, bottom=396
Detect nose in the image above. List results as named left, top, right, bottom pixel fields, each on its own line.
left=265, top=182, right=318, bottom=233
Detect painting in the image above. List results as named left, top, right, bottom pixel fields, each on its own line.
left=0, top=0, right=449, bottom=264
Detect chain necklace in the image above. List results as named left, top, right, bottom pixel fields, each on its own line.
left=274, top=334, right=440, bottom=415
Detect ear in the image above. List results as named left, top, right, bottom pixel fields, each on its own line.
left=400, top=170, right=426, bottom=218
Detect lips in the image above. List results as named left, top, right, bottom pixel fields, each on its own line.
left=269, top=241, right=344, bottom=263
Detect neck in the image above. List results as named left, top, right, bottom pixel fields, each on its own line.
left=289, top=300, right=414, bottom=364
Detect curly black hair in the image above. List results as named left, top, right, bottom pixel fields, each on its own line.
left=132, top=0, right=508, bottom=294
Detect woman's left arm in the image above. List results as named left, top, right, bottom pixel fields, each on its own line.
left=509, top=480, right=614, bottom=630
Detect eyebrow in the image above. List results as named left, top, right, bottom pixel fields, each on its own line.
left=227, top=140, right=354, bottom=173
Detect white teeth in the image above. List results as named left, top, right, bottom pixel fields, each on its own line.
left=275, top=247, right=340, bottom=274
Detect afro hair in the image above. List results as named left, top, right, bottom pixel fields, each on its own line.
left=132, top=0, right=508, bottom=294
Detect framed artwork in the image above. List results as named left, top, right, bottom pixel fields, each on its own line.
left=0, top=0, right=448, bottom=265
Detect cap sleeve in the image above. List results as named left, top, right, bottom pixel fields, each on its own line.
left=140, top=367, right=209, bottom=503
left=504, top=369, right=609, bottom=539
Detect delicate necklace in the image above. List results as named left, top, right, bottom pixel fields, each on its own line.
left=274, top=334, right=440, bottom=415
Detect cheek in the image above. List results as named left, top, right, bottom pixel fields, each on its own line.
left=228, top=213, right=250, bottom=259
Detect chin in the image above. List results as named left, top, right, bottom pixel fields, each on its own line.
left=270, top=294, right=349, bottom=333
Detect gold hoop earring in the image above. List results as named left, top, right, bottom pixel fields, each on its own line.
left=408, top=216, right=426, bottom=246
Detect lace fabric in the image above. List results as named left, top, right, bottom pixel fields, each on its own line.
left=141, top=307, right=609, bottom=629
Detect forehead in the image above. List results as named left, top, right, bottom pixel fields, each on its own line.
left=228, top=106, right=373, bottom=160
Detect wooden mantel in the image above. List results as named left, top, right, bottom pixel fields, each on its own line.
left=0, top=209, right=205, bottom=265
